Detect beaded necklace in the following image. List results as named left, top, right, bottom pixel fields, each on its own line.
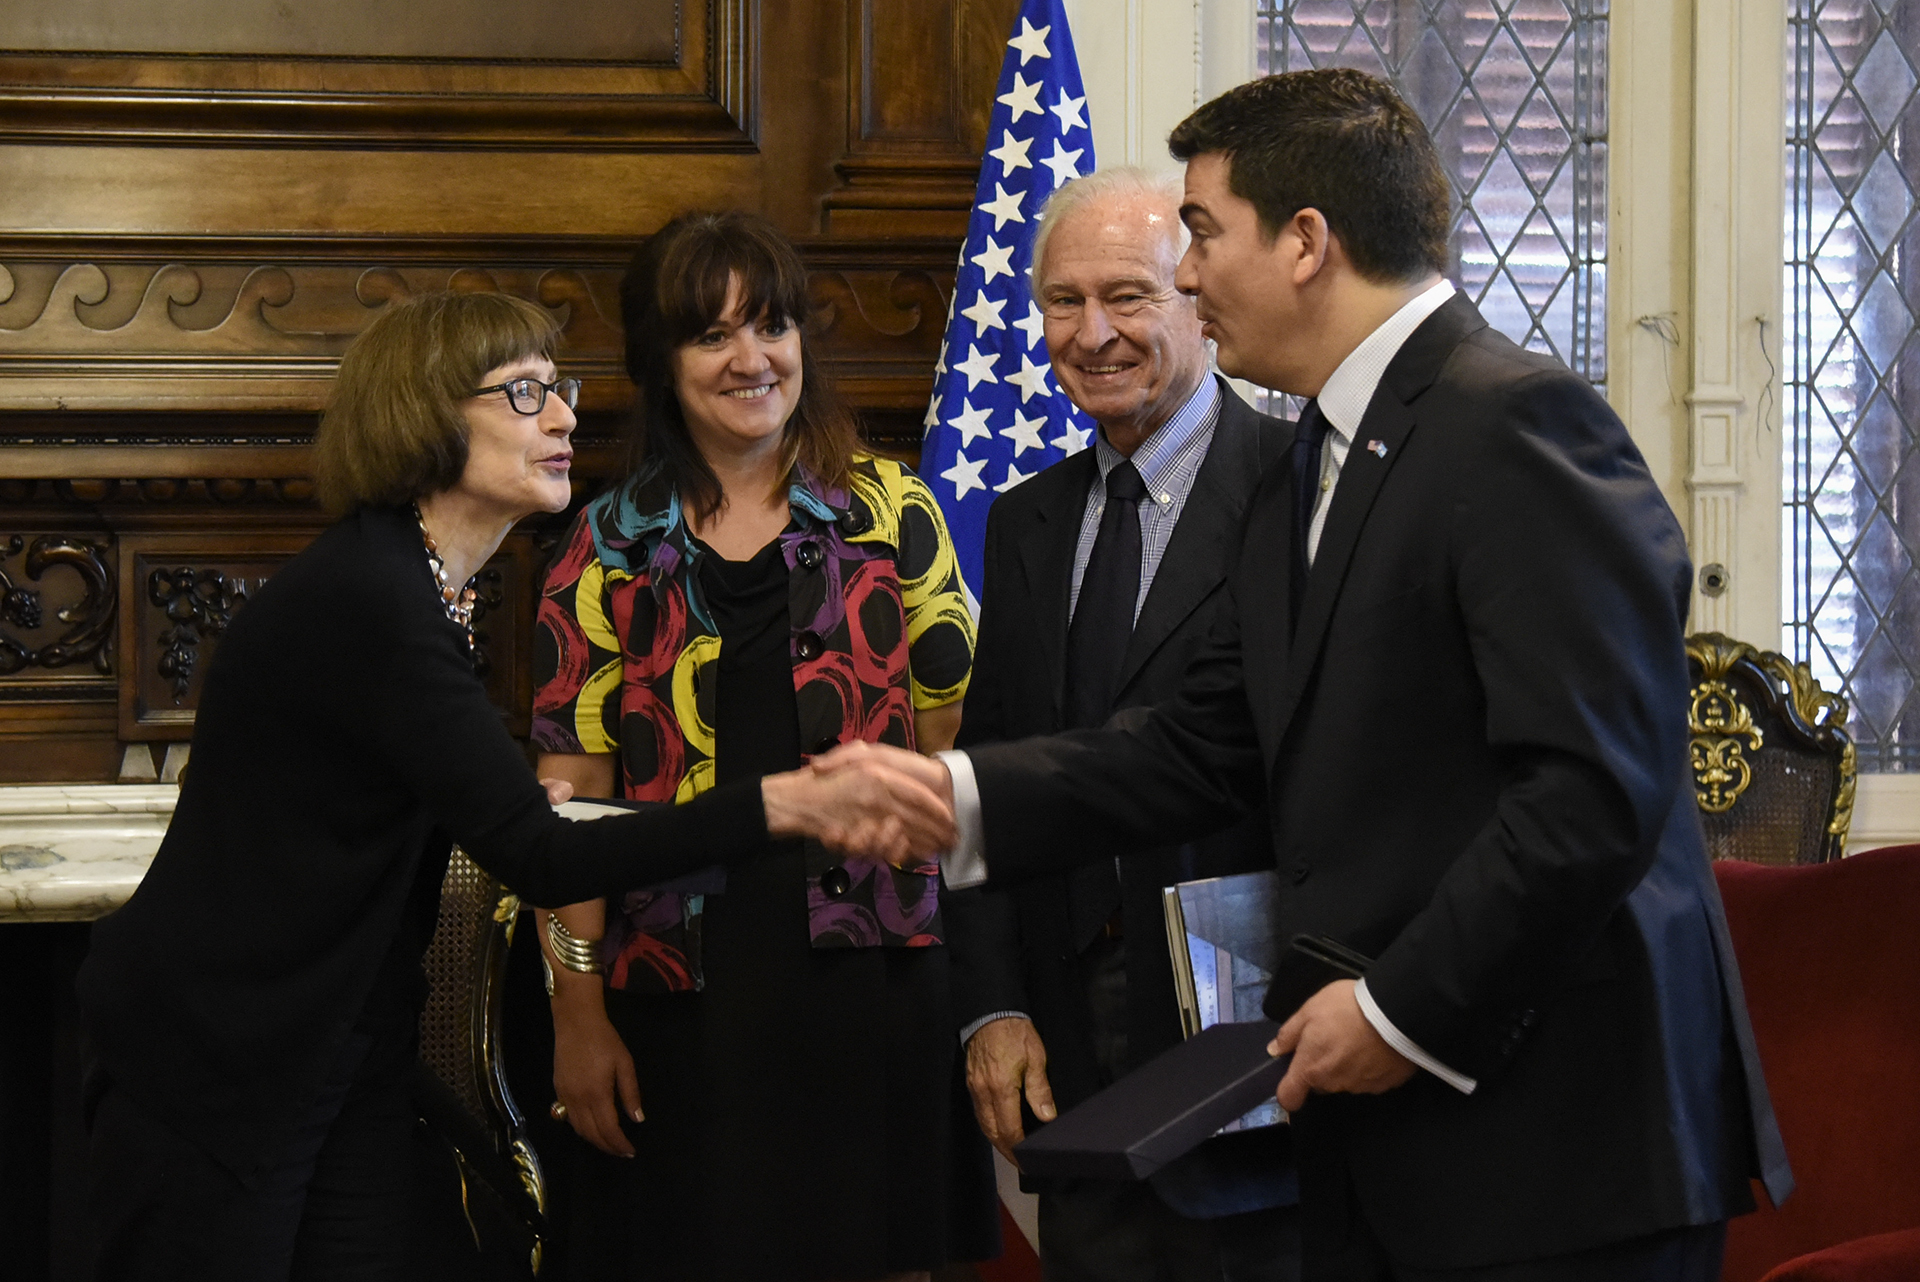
left=413, top=504, right=477, bottom=647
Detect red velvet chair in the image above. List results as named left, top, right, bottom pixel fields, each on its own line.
left=1715, top=846, right=1920, bottom=1282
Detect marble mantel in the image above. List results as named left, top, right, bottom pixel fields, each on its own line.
left=0, top=784, right=175, bottom=922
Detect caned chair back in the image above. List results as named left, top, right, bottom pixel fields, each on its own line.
left=1685, top=633, right=1855, bottom=866
left=417, top=847, right=547, bottom=1274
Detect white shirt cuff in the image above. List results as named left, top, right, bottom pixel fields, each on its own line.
left=959, top=1010, right=1029, bottom=1045
left=1354, top=977, right=1477, bottom=1095
left=936, top=749, right=988, bottom=890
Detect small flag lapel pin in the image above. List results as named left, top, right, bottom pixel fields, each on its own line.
left=1367, top=439, right=1388, bottom=458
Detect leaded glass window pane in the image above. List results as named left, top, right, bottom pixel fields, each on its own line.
left=1255, top=0, right=1610, bottom=391
left=1785, top=0, right=1920, bottom=772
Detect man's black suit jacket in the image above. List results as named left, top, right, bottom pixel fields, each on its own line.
left=963, top=297, right=1795, bottom=1270
left=946, top=378, right=1291, bottom=1215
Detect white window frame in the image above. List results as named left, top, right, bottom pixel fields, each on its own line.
left=1065, top=0, right=1920, bottom=845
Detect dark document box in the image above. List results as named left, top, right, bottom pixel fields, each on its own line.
left=1012, top=1020, right=1287, bottom=1181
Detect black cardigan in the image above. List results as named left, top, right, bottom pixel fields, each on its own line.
left=78, top=506, right=768, bottom=1180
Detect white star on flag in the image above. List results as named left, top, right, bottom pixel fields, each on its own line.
left=988, top=130, right=1033, bottom=176
left=1040, top=139, right=1085, bottom=188
left=978, top=183, right=1026, bottom=231
left=941, top=450, right=989, bottom=499
left=923, top=392, right=942, bottom=431
left=1001, top=408, right=1048, bottom=455
left=994, top=462, right=1033, bottom=493
left=1012, top=300, right=1047, bottom=349
left=920, top=0, right=1096, bottom=601
left=1007, top=17, right=1052, bottom=63
left=1051, top=422, right=1093, bottom=454
left=1049, top=89, right=1088, bottom=132
left=947, top=399, right=995, bottom=446
left=1006, top=354, right=1053, bottom=402
left=996, top=72, right=1043, bottom=123
left=952, top=344, right=1001, bottom=391
left=971, top=236, right=1016, bottom=284
left=961, top=291, right=1008, bottom=332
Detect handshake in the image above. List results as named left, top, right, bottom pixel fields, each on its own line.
left=761, top=741, right=961, bottom=867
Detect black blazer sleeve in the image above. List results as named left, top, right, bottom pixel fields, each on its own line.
left=348, top=535, right=770, bottom=909
left=964, top=555, right=1269, bottom=883
left=946, top=498, right=1030, bottom=1027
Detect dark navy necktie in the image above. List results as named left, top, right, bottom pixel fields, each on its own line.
left=1289, top=400, right=1331, bottom=632
left=1064, top=459, right=1147, bottom=951
left=1065, top=459, right=1147, bottom=731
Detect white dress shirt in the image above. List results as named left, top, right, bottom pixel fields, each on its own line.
left=942, top=278, right=1477, bottom=1093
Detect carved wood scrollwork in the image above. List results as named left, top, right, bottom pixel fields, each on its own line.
left=0, top=534, right=115, bottom=675
left=808, top=268, right=951, bottom=358
left=0, top=244, right=956, bottom=421
left=147, top=568, right=248, bottom=702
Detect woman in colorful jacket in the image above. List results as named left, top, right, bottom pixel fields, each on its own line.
left=531, top=211, right=996, bottom=1281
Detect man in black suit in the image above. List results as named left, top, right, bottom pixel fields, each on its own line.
left=840, top=69, right=1792, bottom=1280
left=945, top=166, right=1296, bottom=1282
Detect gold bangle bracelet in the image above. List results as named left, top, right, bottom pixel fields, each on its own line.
left=545, top=914, right=605, bottom=975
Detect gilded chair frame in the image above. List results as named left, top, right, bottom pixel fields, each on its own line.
left=1685, top=632, right=1856, bottom=864
left=417, top=849, right=548, bottom=1274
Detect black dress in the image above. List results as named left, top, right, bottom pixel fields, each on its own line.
left=563, top=534, right=990, bottom=1281
left=76, top=506, right=770, bottom=1277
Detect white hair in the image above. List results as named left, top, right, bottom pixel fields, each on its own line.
left=1030, top=166, right=1190, bottom=301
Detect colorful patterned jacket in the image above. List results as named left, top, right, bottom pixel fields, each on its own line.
left=531, top=455, right=974, bottom=992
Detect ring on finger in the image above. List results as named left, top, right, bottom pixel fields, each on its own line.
left=549, top=1101, right=568, bottom=1120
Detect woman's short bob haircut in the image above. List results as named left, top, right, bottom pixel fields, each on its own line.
left=620, top=210, right=859, bottom=520
left=315, top=291, right=562, bottom=517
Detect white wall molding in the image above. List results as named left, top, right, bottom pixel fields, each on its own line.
left=1067, top=0, right=1206, bottom=172
left=1607, top=0, right=1692, bottom=519
left=1685, top=0, right=1786, bottom=647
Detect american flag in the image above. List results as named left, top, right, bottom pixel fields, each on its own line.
left=920, top=0, right=1096, bottom=605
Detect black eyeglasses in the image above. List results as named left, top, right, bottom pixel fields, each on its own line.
left=473, top=376, right=581, bottom=415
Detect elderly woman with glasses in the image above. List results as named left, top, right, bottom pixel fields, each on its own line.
left=530, top=211, right=996, bottom=1281
left=75, top=290, right=951, bottom=1282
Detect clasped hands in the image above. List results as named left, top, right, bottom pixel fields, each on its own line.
left=751, top=745, right=1421, bottom=1117
left=760, top=739, right=955, bottom=866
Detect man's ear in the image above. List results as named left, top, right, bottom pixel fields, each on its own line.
left=1289, top=208, right=1334, bottom=287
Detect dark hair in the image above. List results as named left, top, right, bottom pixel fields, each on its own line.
left=315, top=291, right=561, bottom=517
left=1167, top=68, right=1451, bottom=283
left=619, top=211, right=859, bottom=521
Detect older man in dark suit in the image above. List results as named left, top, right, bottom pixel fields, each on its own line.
left=945, top=167, right=1296, bottom=1282
left=836, top=69, right=1793, bottom=1282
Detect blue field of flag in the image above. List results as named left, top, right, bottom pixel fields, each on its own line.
left=919, top=0, right=1097, bottom=606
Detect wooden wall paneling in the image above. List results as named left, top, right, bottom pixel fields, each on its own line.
left=800, top=240, right=958, bottom=454
left=0, top=146, right=763, bottom=243
left=753, top=0, right=851, bottom=235
left=0, top=0, right=1039, bottom=783
left=0, top=526, right=119, bottom=782
left=0, top=234, right=952, bottom=414
left=0, top=532, right=115, bottom=684
left=0, top=234, right=954, bottom=453
left=824, top=0, right=1023, bottom=236
left=0, top=237, right=640, bottom=413
left=108, top=527, right=537, bottom=744
left=0, top=1, right=752, bottom=150
left=115, top=530, right=317, bottom=740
